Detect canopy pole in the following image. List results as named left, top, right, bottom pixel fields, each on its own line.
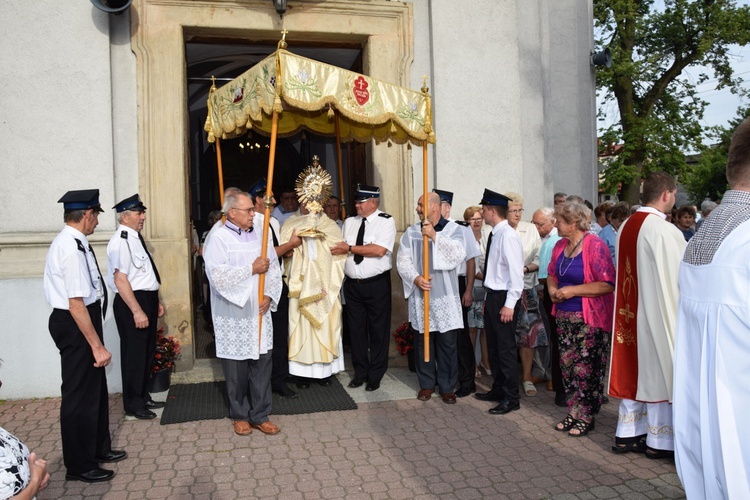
left=334, top=114, right=346, bottom=219
left=216, top=138, right=226, bottom=211
left=258, top=110, right=280, bottom=348
left=422, top=140, right=430, bottom=362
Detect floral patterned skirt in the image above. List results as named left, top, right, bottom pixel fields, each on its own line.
left=467, top=300, right=485, bottom=329
left=556, top=310, right=609, bottom=421
left=515, top=288, right=548, bottom=348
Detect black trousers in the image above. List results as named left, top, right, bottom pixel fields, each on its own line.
left=114, top=290, right=159, bottom=413
left=542, top=285, right=563, bottom=397
left=456, top=276, right=476, bottom=391
left=49, top=303, right=111, bottom=474
left=271, top=281, right=290, bottom=391
left=344, top=272, right=391, bottom=384
left=484, top=290, right=521, bottom=403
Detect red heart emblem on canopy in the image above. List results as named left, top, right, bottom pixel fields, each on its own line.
left=353, top=76, right=370, bottom=106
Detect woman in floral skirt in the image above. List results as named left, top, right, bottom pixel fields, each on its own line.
left=546, top=202, right=615, bottom=437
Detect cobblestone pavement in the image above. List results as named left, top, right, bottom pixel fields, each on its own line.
left=0, top=372, right=685, bottom=499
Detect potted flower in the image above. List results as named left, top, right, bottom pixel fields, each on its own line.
left=393, top=321, right=416, bottom=372
left=148, top=327, right=181, bottom=393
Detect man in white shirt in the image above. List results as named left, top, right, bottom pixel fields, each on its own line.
left=107, top=194, right=166, bottom=420
left=474, top=189, right=525, bottom=415
left=44, top=189, right=125, bottom=483
left=271, top=187, right=298, bottom=226
left=331, top=185, right=396, bottom=391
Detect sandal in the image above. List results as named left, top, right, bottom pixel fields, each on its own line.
left=611, top=436, right=647, bottom=454
left=568, top=419, right=595, bottom=437
left=475, top=369, right=482, bottom=378
left=554, top=414, right=577, bottom=432
left=523, top=380, right=537, bottom=396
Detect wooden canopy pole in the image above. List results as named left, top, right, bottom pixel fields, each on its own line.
left=257, top=110, right=280, bottom=349
left=334, top=114, right=347, bottom=219
left=216, top=138, right=226, bottom=209
left=422, top=140, right=430, bottom=362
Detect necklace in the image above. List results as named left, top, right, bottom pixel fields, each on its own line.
left=558, top=235, right=585, bottom=277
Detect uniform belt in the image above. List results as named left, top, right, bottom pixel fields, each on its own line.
left=484, top=288, right=504, bottom=295
left=348, top=272, right=387, bottom=284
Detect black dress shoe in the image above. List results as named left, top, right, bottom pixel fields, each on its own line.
left=474, top=391, right=502, bottom=402
left=347, top=378, right=366, bottom=388
left=145, top=399, right=166, bottom=409
left=295, top=378, right=311, bottom=389
left=318, top=377, right=333, bottom=387
left=555, top=393, right=567, bottom=407
left=66, top=468, right=115, bottom=483
left=273, top=386, right=300, bottom=399
left=456, top=386, right=475, bottom=398
left=489, top=399, right=521, bottom=415
left=126, top=408, right=157, bottom=420
left=365, top=381, right=380, bottom=392
left=96, top=449, right=127, bottom=463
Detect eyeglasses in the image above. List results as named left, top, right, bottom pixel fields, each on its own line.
left=508, top=209, right=524, bottom=215
left=468, top=218, right=483, bottom=222
left=231, top=207, right=255, bottom=214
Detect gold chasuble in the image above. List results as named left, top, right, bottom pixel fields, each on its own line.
left=281, top=213, right=346, bottom=366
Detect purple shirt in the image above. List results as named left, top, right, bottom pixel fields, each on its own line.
left=555, top=253, right=584, bottom=312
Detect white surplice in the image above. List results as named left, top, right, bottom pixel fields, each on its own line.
left=397, top=220, right=466, bottom=333
left=674, top=217, right=750, bottom=500
left=203, top=225, right=282, bottom=360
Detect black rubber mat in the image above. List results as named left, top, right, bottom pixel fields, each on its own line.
left=160, top=377, right=357, bottom=425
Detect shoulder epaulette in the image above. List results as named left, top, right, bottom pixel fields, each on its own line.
left=120, top=230, right=128, bottom=239
left=455, top=220, right=469, bottom=227
left=346, top=214, right=358, bottom=219
left=378, top=212, right=392, bottom=219
left=74, top=238, right=86, bottom=253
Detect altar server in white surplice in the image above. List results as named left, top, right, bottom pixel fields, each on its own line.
left=674, top=117, right=750, bottom=499
left=397, top=192, right=466, bottom=404
left=608, top=172, right=685, bottom=459
left=203, top=190, right=283, bottom=437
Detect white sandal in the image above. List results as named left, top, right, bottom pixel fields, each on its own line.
left=523, top=380, right=537, bottom=396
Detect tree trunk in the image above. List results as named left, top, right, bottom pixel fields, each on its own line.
left=620, top=174, right=641, bottom=205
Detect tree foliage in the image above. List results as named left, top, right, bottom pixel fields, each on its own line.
left=595, top=0, right=750, bottom=204
left=682, top=105, right=750, bottom=203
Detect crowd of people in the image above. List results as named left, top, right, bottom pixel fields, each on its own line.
left=4, top=119, right=747, bottom=497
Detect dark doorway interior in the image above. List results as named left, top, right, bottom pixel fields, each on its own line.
left=185, top=39, right=368, bottom=359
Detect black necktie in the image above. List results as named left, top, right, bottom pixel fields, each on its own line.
left=138, top=232, right=161, bottom=284
left=482, top=231, right=493, bottom=280
left=354, top=217, right=366, bottom=265
left=88, top=245, right=108, bottom=318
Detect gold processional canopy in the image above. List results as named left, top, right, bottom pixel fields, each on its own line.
left=203, top=48, right=435, bottom=146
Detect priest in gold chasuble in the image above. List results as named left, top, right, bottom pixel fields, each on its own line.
left=279, top=164, right=346, bottom=382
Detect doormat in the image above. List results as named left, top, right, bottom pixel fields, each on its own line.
left=160, top=377, right=357, bottom=425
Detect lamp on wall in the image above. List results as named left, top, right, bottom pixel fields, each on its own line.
left=90, top=0, right=132, bottom=14
left=591, top=48, right=612, bottom=68
left=273, top=0, right=287, bottom=16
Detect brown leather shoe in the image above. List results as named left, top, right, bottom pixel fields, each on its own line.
left=417, top=389, right=434, bottom=401
left=441, top=392, right=456, bottom=404
left=233, top=420, right=252, bottom=436
left=250, top=421, right=281, bottom=435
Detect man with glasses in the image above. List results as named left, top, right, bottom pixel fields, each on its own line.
left=106, top=194, right=166, bottom=420
left=45, top=189, right=126, bottom=483
left=203, top=189, right=283, bottom=437
left=331, top=185, right=396, bottom=392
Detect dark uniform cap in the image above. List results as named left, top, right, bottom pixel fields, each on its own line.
left=249, top=179, right=267, bottom=198
left=354, top=184, right=380, bottom=202
left=479, top=189, right=511, bottom=206
left=113, top=194, right=147, bottom=213
left=58, top=189, right=104, bottom=212
left=433, top=189, right=453, bottom=205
